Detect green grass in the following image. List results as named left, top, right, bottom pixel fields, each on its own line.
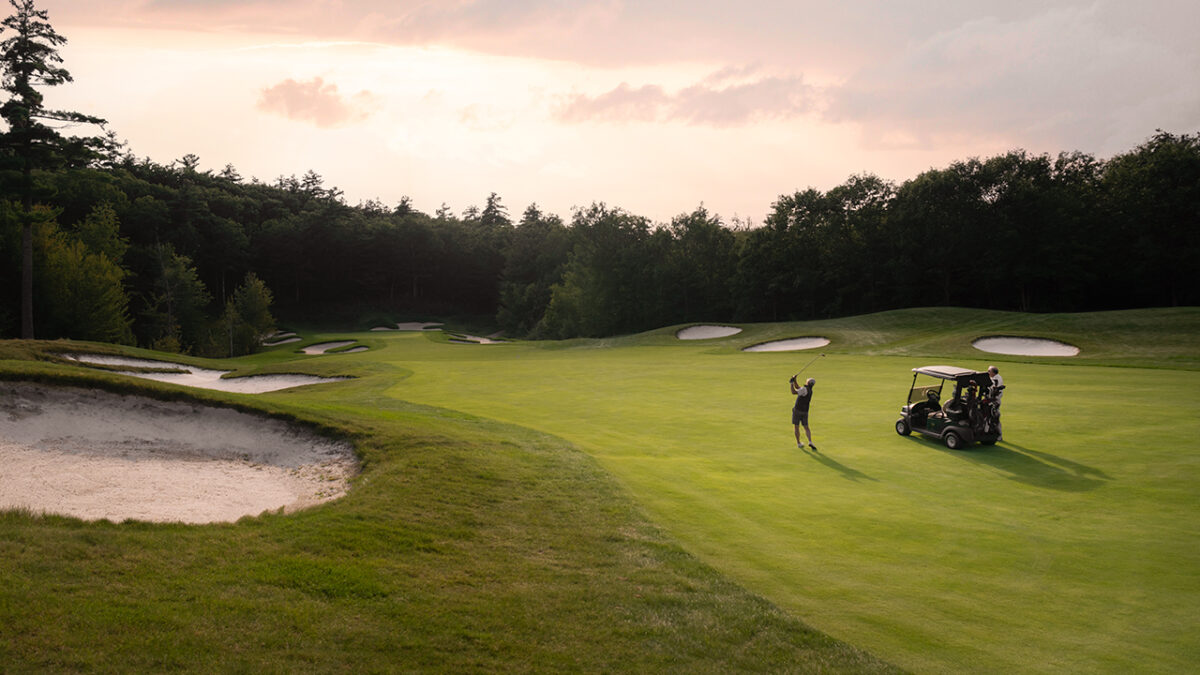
left=3, top=307, right=1199, bottom=672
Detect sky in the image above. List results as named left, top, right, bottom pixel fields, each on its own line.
left=32, top=0, right=1200, bottom=225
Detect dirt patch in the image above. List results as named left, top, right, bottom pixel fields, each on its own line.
left=0, top=382, right=357, bottom=524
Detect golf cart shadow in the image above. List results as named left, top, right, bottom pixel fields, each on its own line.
left=917, top=438, right=1111, bottom=492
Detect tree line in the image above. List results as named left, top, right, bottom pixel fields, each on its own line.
left=1, top=1, right=1197, bottom=353
left=3, top=130, right=1198, bottom=350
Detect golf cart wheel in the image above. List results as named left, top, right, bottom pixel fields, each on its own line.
left=895, top=419, right=911, bottom=436
left=944, top=431, right=963, bottom=450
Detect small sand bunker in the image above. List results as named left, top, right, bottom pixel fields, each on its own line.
left=371, top=322, right=443, bottom=331
left=301, top=341, right=356, bottom=355
left=62, top=354, right=349, bottom=393
left=743, top=337, right=830, bottom=352
left=449, top=334, right=504, bottom=345
left=677, top=325, right=743, bottom=340
left=973, top=336, right=1080, bottom=356
left=263, top=331, right=301, bottom=346
left=0, top=382, right=357, bottom=524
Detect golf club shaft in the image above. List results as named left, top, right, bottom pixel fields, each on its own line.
left=792, top=353, right=824, bottom=380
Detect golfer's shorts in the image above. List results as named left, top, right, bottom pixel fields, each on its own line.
left=792, top=409, right=809, bottom=426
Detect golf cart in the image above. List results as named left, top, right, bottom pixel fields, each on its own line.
left=895, top=365, right=1002, bottom=449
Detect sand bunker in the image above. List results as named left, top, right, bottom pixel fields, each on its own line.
left=300, top=341, right=356, bottom=354
left=0, top=382, right=357, bottom=524
left=743, top=337, right=830, bottom=352
left=62, top=354, right=349, bottom=393
left=371, top=322, right=443, bottom=331
left=263, top=331, right=300, bottom=346
left=677, top=325, right=743, bottom=340
left=449, top=334, right=504, bottom=345
left=973, top=337, right=1080, bottom=356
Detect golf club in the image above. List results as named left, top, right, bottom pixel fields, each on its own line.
left=790, top=353, right=825, bottom=381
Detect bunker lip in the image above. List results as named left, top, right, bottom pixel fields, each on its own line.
left=0, top=382, right=357, bottom=524
left=743, top=337, right=830, bottom=352
left=973, top=336, right=1080, bottom=356
left=60, top=353, right=350, bottom=393
left=676, top=325, right=743, bottom=340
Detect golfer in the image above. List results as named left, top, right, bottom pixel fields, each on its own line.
left=790, top=376, right=817, bottom=451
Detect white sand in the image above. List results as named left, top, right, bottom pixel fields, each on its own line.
left=449, top=335, right=504, bottom=345
left=743, top=337, right=830, bottom=352
left=62, top=354, right=349, bottom=393
left=677, top=325, right=742, bottom=340
left=371, top=322, right=444, bottom=331
left=0, top=382, right=357, bottom=524
left=300, top=341, right=356, bottom=354
left=973, top=337, right=1080, bottom=356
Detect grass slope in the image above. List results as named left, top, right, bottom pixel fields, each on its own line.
left=3, top=306, right=1198, bottom=672
left=0, top=341, right=894, bottom=672
left=385, top=307, right=1200, bottom=673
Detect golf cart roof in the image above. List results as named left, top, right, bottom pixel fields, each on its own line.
left=912, top=365, right=982, bottom=380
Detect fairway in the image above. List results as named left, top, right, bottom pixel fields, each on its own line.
left=386, top=309, right=1200, bottom=672
left=3, top=308, right=1198, bottom=672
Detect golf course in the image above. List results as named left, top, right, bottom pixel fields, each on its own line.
left=2, top=306, right=1198, bottom=672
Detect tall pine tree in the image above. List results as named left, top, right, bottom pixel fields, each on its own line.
left=0, top=0, right=107, bottom=338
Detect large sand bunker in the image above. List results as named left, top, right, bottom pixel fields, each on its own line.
left=63, top=354, right=349, bottom=393
left=0, top=382, right=357, bottom=524
left=677, top=325, right=743, bottom=340
left=743, top=337, right=830, bottom=352
left=973, top=337, right=1080, bottom=356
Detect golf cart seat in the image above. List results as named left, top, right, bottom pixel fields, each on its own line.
left=910, top=390, right=940, bottom=425
left=942, top=397, right=966, bottom=418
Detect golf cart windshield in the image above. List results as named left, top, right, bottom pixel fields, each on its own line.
left=908, top=375, right=945, bottom=405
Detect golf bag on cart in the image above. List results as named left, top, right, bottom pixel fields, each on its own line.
left=979, top=383, right=1004, bottom=436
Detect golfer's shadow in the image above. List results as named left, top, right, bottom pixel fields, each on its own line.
left=802, top=447, right=877, bottom=482
left=923, top=439, right=1110, bottom=492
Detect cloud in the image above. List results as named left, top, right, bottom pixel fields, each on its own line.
left=827, top=4, right=1200, bottom=153
left=555, top=71, right=819, bottom=126
left=256, top=77, right=377, bottom=128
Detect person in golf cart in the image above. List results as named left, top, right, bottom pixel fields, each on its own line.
left=895, top=366, right=1001, bottom=449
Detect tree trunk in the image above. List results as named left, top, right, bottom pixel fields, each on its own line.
left=20, top=218, right=33, bottom=339
left=20, top=162, right=33, bottom=340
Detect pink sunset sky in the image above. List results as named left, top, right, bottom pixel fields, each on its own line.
left=34, top=0, right=1200, bottom=224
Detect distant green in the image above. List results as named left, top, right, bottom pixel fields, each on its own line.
left=3, top=307, right=1199, bottom=673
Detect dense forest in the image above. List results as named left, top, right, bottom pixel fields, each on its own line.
left=2, top=129, right=1197, bottom=354
left=1, top=4, right=1198, bottom=355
